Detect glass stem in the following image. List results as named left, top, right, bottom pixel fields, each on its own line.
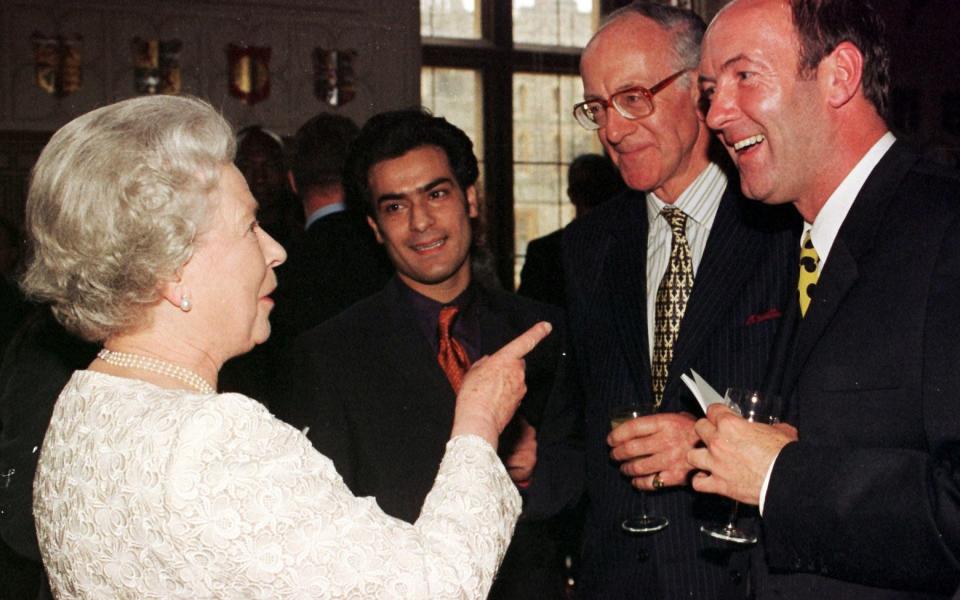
left=638, top=490, right=651, bottom=518
left=725, top=501, right=740, bottom=530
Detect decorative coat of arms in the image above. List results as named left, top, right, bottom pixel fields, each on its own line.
left=314, top=48, right=356, bottom=107
left=132, top=38, right=182, bottom=95
left=228, top=44, right=271, bottom=105
left=31, top=33, right=83, bottom=97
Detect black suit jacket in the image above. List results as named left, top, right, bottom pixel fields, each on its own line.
left=279, top=278, right=580, bottom=599
left=562, top=183, right=798, bottom=599
left=518, top=228, right=565, bottom=308
left=0, top=309, right=96, bottom=600
left=0, top=278, right=29, bottom=356
left=756, top=142, right=960, bottom=598
left=282, top=278, right=576, bottom=518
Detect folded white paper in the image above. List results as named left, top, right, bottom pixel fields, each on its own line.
left=680, top=369, right=727, bottom=414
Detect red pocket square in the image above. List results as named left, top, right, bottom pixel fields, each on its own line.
left=745, top=308, right=782, bottom=326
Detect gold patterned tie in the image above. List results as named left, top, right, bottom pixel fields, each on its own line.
left=798, top=231, right=820, bottom=317
left=651, top=207, right=694, bottom=407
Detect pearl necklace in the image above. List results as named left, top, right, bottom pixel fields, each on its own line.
left=97, top=349, right=215, bottom=395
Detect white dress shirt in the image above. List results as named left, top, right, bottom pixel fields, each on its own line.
left=304, top=201, right=346, bottom=230
left=645, top=161, right=728, bottom=359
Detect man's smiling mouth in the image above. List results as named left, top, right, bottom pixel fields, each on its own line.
left=733, top=134, right=765, bottom=152
left=413, top=238, right=446, bottom=252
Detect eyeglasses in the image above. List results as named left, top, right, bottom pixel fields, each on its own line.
left=572, top=69, right=689, bottom=130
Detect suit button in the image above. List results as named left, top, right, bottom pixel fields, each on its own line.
left=729, top=570, right=742, bottom=583
left=636, top=549, right=649, bottom=562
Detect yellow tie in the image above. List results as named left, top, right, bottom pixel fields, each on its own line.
left=651, top=207, right=694, bottom=408
left=798, top=231, right=820, bottom=317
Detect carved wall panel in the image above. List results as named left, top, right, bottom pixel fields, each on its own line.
left=0, top=0, right=420, bottom=134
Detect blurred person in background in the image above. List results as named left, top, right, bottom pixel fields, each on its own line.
left=235, top=125, right=302, bottom=247
left=270, top=113, right=392, bottom=341
left=518, top=153, right=625, bottom=308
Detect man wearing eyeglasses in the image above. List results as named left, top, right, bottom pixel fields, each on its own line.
left=557, top=3, right=798, bottom=598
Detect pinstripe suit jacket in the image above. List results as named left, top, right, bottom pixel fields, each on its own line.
left=562, top=181, right=798, bottom=600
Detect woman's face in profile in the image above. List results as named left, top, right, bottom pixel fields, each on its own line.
left=183, top=164, right=287, bottom=361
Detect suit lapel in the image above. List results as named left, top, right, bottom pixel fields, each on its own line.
left=780, top=141, right=919, bottom=401
left=603, top=196, right=653, bottom=397
left=377, top=282, right=457, bottom=407
left=667, top=189, right=766, bottom=399
left=783, top=239, right=858, bottom=393
left=476, top=287, right=518, bottom=355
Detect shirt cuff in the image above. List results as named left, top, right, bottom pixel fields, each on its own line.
left=758, top=449, right=781, bottom=516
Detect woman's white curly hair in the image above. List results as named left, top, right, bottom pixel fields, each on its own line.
left=21, top=95, right=235, bottom=342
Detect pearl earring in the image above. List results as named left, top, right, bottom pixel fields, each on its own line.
left=179, top=296, right=192, bottom=312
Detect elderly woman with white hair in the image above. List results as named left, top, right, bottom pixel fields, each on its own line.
left=25, top=95, right=550, bottom=599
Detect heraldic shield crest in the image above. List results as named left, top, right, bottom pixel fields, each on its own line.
left=314, top=48, right=356, bottom=107
left=228, top=44, right=271, bottom=105
left=132, top=38, right=182, bottom=95
left=31, top=33, right=83, bottom=97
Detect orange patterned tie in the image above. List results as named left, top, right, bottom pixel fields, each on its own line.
left=438, top=305, right=472, bottom=392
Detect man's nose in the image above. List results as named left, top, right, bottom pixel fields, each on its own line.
left=603, top=105, right=636, bottom=145
left=704, top=87, right=738, bottom=132
left=409, top=201, right=435, bottom=232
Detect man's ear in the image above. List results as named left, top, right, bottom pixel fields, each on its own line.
left=366, top=215, right=384, bottom=244
left=823, top=41, right=864, bottom=109
left=690, top=76, right=708, bottom=122
left=465, top=185, right=479, bottom=218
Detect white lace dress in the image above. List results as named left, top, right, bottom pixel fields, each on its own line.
left=33, top=370, right=521, bottom=599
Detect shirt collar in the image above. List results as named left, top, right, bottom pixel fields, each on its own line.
left=807, top=131, right=896, bottom=266
left=305, top=202, right=346, bottom=229
left=645, top=162, right=727, bottom=226
left=393, top=277, right=481, bottom=360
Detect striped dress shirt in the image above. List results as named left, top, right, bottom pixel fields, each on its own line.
left=644, top=162, right=728, bottom=358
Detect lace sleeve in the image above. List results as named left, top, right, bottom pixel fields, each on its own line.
left=165, top=394, right=521, bottom=599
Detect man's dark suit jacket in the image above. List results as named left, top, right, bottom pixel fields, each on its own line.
left=518, top=228, right=565, bottom=308
left=755, top=142, right=960, bottom=598
left=562, top=183, right=798, bottom=599
left=271, top=209, right=393, bottom=341
left=0, top=278, right=29, bottom=356
left=279, top=278, right=580, bottom=599
left=0, top=309, right=96, bottom=600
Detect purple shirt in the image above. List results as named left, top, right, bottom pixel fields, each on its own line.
left=392, top=277, right=482, bottom=363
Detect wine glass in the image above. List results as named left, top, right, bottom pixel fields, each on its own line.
left=609, top=403, right=669, bottom=534
left=699, top=388, right=780, bottom=544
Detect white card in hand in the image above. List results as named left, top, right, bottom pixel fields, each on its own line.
left=680, top=369, right=726, bottom=414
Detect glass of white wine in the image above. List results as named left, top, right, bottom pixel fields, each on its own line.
left=609, top=403, right=669, bottom=534
left=699, top=388, right=781, bottom=544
